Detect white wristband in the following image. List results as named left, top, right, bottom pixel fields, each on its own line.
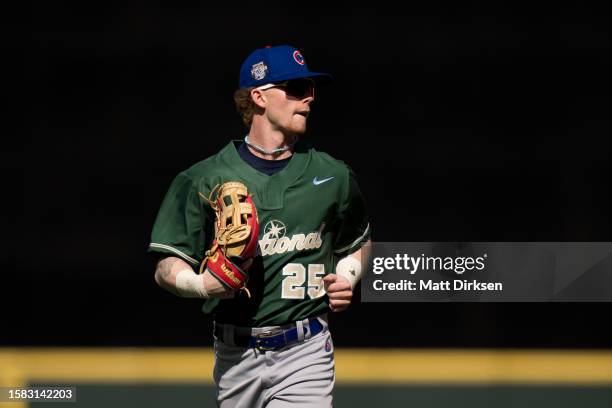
left=175, top=269, right=209, bottom=298
left=336, top=256, right=362, bottom=291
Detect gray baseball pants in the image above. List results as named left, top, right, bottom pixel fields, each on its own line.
left=213, top=315, right=335, bottom=407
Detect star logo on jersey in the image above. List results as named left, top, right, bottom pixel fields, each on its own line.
left=313, top=176, right=334, bottom=186
left=263, top=220, right=286, bottom=239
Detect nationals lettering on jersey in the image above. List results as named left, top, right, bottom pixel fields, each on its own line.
left=149, top=140, right=370, bottom=326
left=259, top=220, right=324, bottom=256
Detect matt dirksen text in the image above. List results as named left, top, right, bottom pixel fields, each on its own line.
left=373, top=279, right=503, bottom=291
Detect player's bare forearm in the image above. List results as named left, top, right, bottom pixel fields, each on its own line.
left=154, top=256, right=183, bottom=296
left=154, top=256, right=233, bottom=298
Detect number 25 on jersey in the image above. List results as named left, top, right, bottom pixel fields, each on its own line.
left=281, top=264, right=326, bottom=299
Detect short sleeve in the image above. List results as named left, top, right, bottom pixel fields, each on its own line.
left=148, top=172, right=208, bottom=267
left=333, top=167, right=371, bottom=257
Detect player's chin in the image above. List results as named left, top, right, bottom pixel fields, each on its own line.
left=288, top=119, right=308, bottom=135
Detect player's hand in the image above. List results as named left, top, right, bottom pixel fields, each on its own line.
left=200, top=259, right=253, bottom=299
left=202, top=270, right=235, bottom=299
left=323, top=274, right=353, bottom=312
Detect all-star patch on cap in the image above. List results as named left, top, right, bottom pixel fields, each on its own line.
left=239, top=45, right=332, bottom=88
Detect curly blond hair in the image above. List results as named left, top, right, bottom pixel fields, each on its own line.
left=233, top=88, right=261, bottom=128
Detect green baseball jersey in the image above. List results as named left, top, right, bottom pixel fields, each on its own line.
left=149, top=140, right=370, bottom=326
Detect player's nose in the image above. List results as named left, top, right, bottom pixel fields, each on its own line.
left=303, top=94, right=314, bottom=105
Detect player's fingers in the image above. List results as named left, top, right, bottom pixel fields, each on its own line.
left=323, top=274, right=337, bottom=285
left=323, top=275, right=337, bottom=291
left=329, top=299, right=351, bottom=312
left=327, top=290, right=352, bottom=301
left=326, top=281, right=351, bottom=293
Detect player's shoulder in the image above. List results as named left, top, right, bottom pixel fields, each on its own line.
left=308, top=148, right=353, bottom=178
left=309, top=147, right=350, bottom=170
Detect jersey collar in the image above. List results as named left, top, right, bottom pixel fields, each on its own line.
left=220, top=140, right=312, bottom=210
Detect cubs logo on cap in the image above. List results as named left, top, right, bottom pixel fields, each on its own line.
left=293, top=50, right=305, bottom=65
left=239, top=45, right=332, bottom=89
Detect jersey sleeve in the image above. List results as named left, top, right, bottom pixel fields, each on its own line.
left=333, top=167, right=371, bottom=257
left=148, top=172, right=208, bottom=267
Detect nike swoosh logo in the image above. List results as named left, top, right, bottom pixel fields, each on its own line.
left=313, top=177, right=334, bottom=186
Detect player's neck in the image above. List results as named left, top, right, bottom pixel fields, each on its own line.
left=246, top=125, right=297, bottom=161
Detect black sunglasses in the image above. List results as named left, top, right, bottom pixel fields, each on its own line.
left=257, top=78, right=315, bottom=99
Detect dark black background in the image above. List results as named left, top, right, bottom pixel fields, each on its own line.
left=8, top=1, right=611, bottom=347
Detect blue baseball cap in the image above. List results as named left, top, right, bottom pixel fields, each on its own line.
left=239, top=45, right=332, bottom=89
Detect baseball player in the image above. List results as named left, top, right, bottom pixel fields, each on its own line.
left=149, top=45, right=370, bottom=407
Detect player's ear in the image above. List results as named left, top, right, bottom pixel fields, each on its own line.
left=250, top=88, right=267, bottom=109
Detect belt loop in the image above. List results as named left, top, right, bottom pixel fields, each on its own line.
left=296, top=320, right=304, bottom=342
left=303, top=317, right=312, bottom=340
left=316, top=314, right=328, bottom=331
left=223, top=324, right=235, bottom=346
